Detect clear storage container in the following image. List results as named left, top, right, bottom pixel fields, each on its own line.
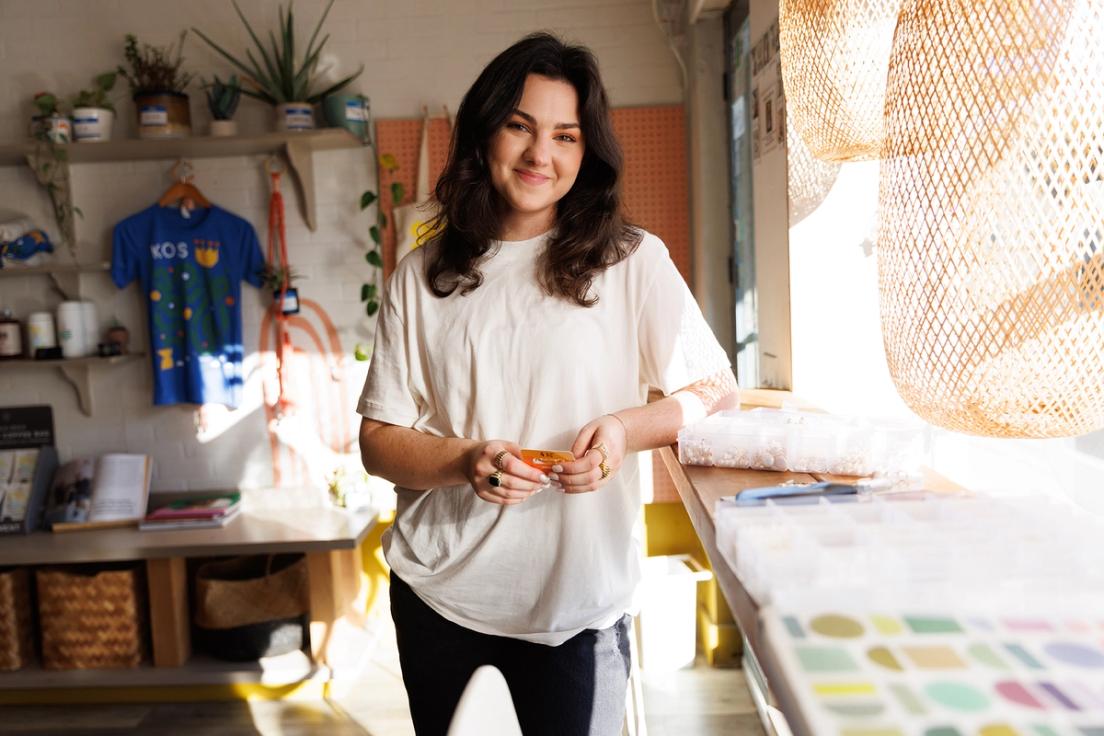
left=677, top=408, right=925, bottom=477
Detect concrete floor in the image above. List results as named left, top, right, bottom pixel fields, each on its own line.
left=0, top=619, right=763, bottom=736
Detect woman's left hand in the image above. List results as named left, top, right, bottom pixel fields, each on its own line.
left=556, top=414, right=628, bottom=494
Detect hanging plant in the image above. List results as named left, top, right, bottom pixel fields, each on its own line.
left=353, top=153, right=402, bottom=361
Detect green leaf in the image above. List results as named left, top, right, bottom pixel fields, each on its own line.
left=239, top=88, right=278, bottom=106
left=191, top=26, right=262, bottom=85
left=365, top=283, right=377, bottom=300
left=359, top=190, right=377, bottom=209
left=369, top=225, right=381, bottom=246
left=360, top=283, right=370, bottom=302
left=366, top=300, right=380, bottom=317
left=353, top=342, right=371, bottom=361
left=72, top=206, right=84, bottom=218
left=231, top=0, right=281, bottom=89
left=245, top=49, right=280, bottom=103
left=285, top=4, right=295, bottom=92
left=304, top=0, right=335, bottom=66
left=94, top=71, right=117, bottom=91
left=305, top=65, right=363, bottom=104
left=366, top=249, right=383, bottom=267
left=391, top=181, right=406, bottom=204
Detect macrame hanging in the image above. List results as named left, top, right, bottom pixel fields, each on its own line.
left=779, top=0, right=902, bottom=162
left=878, top=0, right=1104, bottom=438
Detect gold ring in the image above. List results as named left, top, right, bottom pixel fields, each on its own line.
left=492, top=450, right=509, bottom=470
left=588, top=442, right=609, bottom=463
left=599, top=461, right=611, bottom=480
left=489, top=470, right=504, bottom=488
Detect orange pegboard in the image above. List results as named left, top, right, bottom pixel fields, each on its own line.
left=612, top=106, right=691, bottom=284
left=375, top=105, right=689, bottom=282
left=374, top=117, right=453, bottom=278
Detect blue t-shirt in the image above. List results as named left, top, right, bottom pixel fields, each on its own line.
left=112, top=205, right=265, bottom=407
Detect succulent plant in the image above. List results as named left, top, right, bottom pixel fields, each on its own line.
left=192, top=0, right=362, bottom=106
left=204, top=75, right=242, bottom=120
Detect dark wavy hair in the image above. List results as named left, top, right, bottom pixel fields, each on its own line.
left=425, top=32, right=641, bottom=307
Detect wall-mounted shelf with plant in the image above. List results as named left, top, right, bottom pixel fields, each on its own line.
left=192, top=0, right=363, bottom=133
left=117, top=31, right=194, bottom=139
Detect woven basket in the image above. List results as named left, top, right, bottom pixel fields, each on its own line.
left=194, top=554, right=308, bottom=630
left=0, top=568, right=35, bottom=671
left=36, top=564, right=147, bottom=670
left=194, top=554, right=309, bottom=661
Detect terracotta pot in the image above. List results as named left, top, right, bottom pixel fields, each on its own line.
left=134, top=91, right=191, bottom=139
left=105, top=325, right=129, bottom=354
left=209, top=119, right=238, bottom=137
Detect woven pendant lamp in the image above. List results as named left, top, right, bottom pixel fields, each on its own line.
left=878, top=0, right=1104, bottom=438
left=779, top=0, right=902, bottom=162
left=787, top=119, right=842, bottom=226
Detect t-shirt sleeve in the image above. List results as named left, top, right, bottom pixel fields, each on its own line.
left=637, top=238, right=732, bottom=395
left=239, top=221, right=266, bottom=288
left=110, top=221, right=138, bottom=288
left=356, top=272, right=422, bottom=427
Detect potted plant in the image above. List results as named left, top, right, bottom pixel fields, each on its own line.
left=204, top=74, right=241, bottom=137
left=71, top=72, right=117, bottom=142
left=192, top=0, right=362, bottom=132
left=29, top=93, right=71, bottom=143
left=117, top=32, right=194, bottom=139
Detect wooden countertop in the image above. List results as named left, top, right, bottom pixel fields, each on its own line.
left=657, top=388, right=962, bottom=656
left=0, top=494, right=379, bottom=566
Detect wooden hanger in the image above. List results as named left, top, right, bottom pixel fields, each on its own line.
left=159, top=159, right=211, bottom=209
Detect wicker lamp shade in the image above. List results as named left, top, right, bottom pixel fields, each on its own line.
left=779, top=0, right=902, bottom=162
left=878, top=0, right=1104, bottom=437
left=787, top=120, right=842, bottom=225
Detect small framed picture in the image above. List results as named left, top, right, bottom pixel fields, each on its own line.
left=274, top=287, right=300, bottom=315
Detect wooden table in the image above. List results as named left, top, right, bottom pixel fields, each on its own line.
left=658, top=389, right=961, bottom=732
left=0, top=492, right=377, bottom=696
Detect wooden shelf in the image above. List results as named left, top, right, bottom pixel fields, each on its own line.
left=0, top=650, right=327, bottom=692
left=0, top=261, right=109, bottom=277
left=0, top=353, right=144, bottom=416
left=0, top=498, right=378, bottom=566
left=0, top=353, right=140, bottom=369
left=0, top=128, right=363, bottom=166
left=1, top=128, right=369, bottom=231
left=0, top=261, right=110, bottom=299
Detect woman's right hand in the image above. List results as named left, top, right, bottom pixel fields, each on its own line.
left=466, top=441, right=553, bottom=505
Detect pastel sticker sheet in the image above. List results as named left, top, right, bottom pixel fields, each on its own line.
left=762, top=607, right=1104, bottom=736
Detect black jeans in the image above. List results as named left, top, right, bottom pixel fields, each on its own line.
left=390, top=573, right=632, bottom=736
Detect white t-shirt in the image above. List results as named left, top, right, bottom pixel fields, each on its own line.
left=357, top=229, right=731, bottom=646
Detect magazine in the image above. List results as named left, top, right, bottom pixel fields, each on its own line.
left=46, top=454, right=153, bottom=531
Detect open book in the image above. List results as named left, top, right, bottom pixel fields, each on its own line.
left=47, top=454, right=153, bottom=531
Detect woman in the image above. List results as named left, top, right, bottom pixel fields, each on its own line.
left=358, top=33, right=737, bottom=736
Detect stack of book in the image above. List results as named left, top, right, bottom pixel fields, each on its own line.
left=139, top=492, right=242, bottom=531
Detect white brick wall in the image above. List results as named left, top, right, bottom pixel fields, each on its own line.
left=0, top=0, right=682, bottom=491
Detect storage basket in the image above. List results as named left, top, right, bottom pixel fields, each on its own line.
left=194, top=554, right=308, bottom=661
left=36, top=564, right=147, bottom=670
left=0, top=568, right=36, bottom=671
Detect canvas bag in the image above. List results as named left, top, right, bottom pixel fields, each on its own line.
left=393, top=106, right=450, bottom=262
